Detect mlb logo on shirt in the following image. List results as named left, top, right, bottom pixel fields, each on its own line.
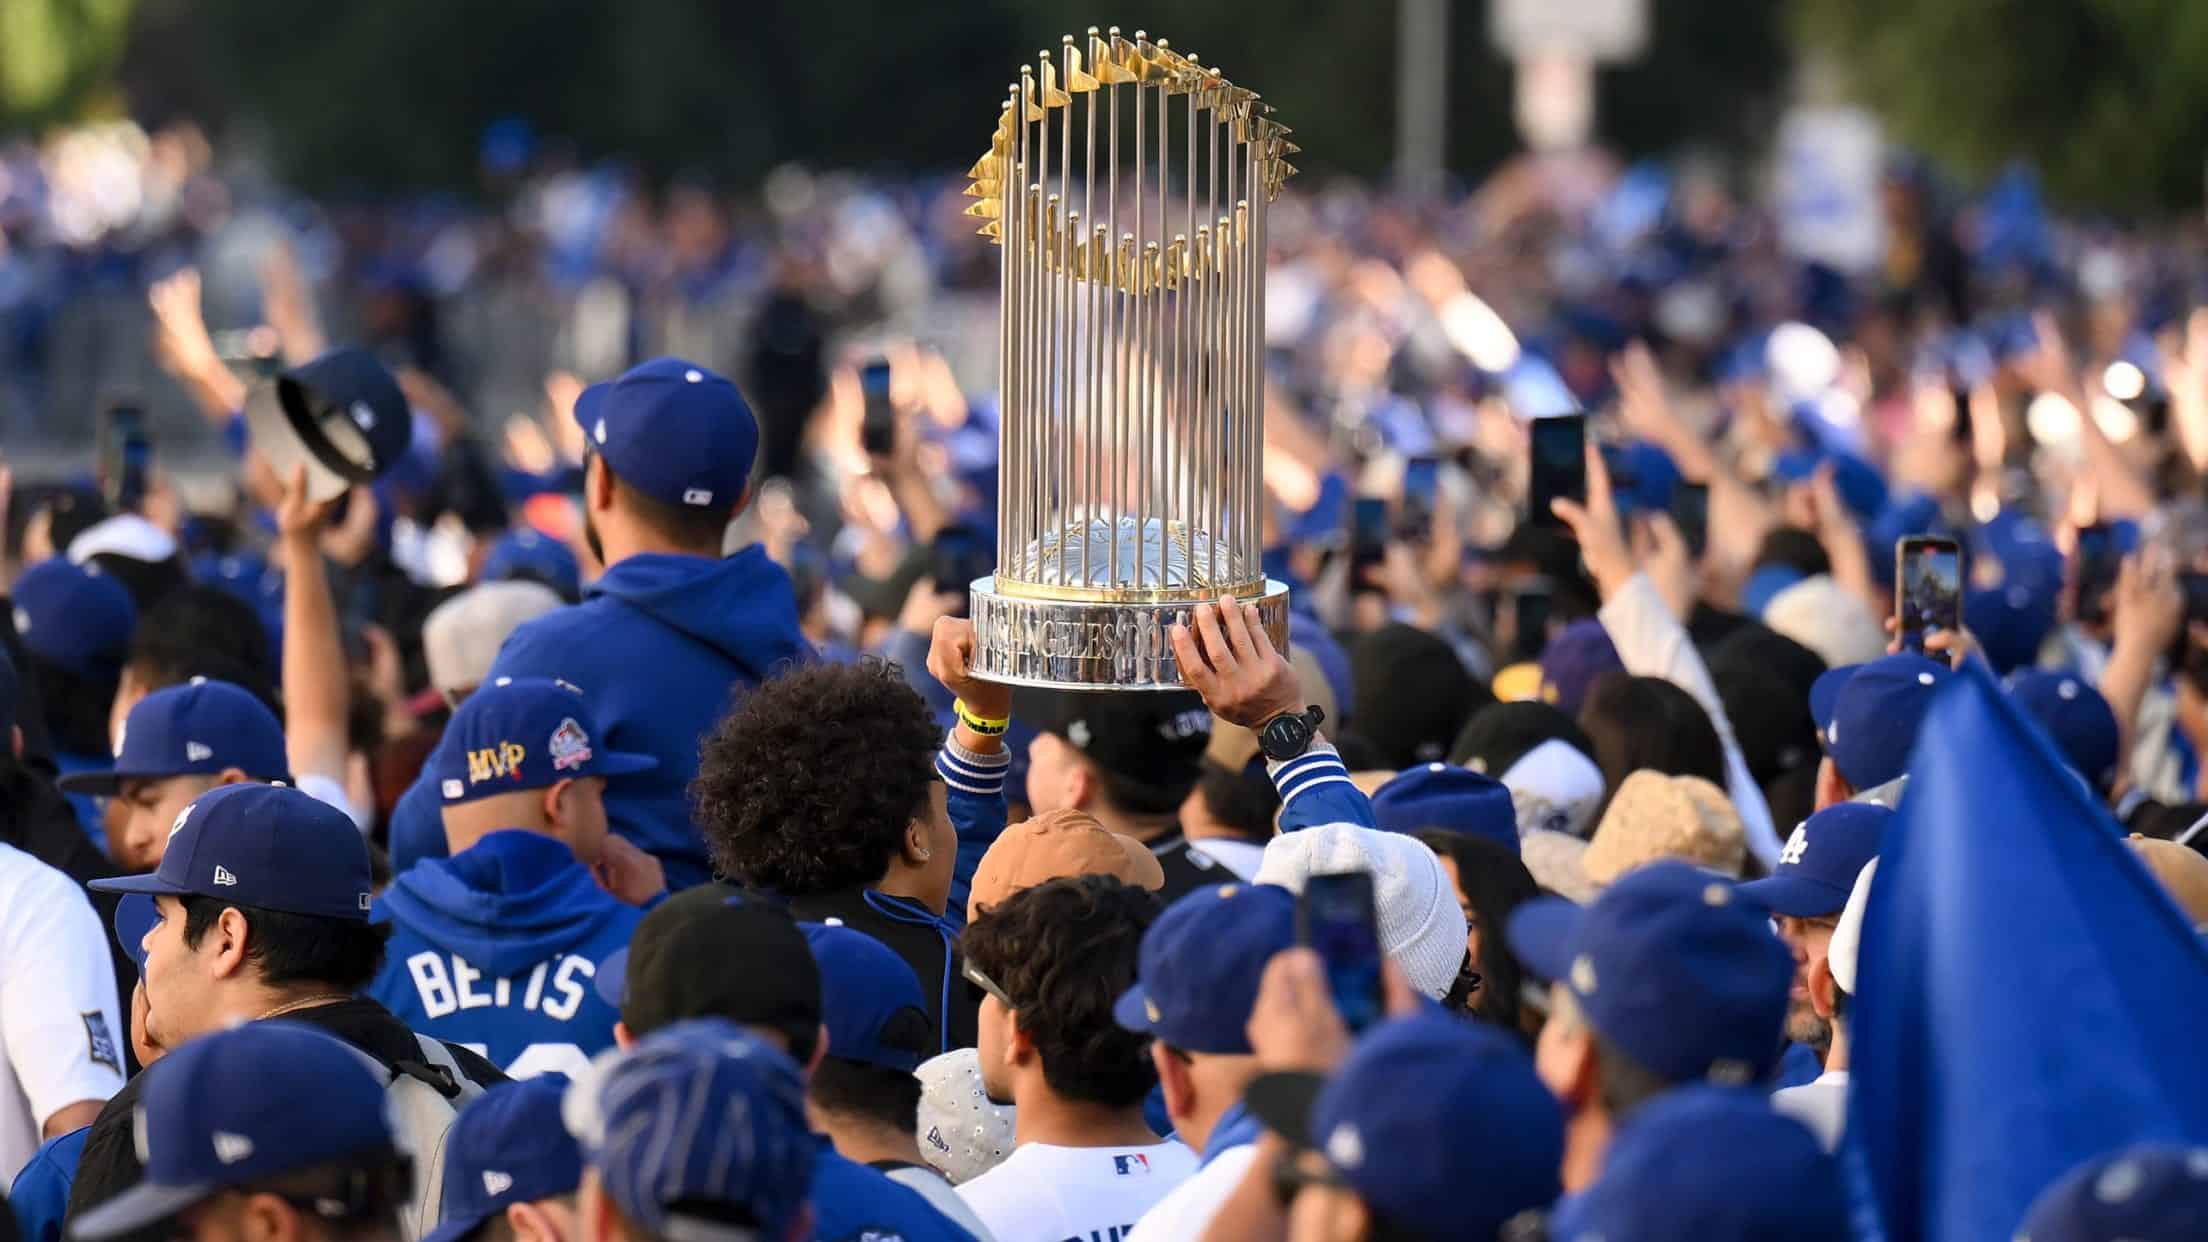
left=1113, top=1153, right=1151, bottom=1176
left=83, top=1011, right=120, bottom=1073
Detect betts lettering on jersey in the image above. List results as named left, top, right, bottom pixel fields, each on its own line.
left=404, top=951, right=598, bottom=1077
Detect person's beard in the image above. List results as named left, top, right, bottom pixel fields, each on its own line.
left=583, top=505, right=604, bottom=566
left=1787, top=999, right=1833, bottom=1059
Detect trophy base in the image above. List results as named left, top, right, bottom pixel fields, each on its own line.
left=968, top=577, right=1291, bottom=690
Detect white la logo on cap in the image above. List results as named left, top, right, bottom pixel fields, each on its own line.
left=168, top=803, right=194, bottom=841
left=682, top=487, right=713, bottom=506
left=11, top=606, right=28, bottom=635
left=213, top=865, right=238, bottom=887
left=350, top=401, right=377, bottom=431
left=1778, top=826, right=1810, bottom=867
left=186, top=742, right=214, bottom=763
left=212, top=1131, right=255, bottom=1164
left=114, top=720, right=129, bottom=759
left=482, top=1170, right=514, bottom=1196
left=593, top=418, right=608, bottom=445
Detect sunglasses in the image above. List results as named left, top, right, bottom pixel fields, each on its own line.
left=963, top=960, right=1014, bottom=1009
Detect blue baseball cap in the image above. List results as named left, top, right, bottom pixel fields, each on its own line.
left=1966, top=584, right=2058, bottom=677
left=1547, top=1086, right=1848, bottom=1242
left=431, top=677, right=654, bottom=804
left=1506, top=860, right=1793, bottom=1084
left=1243, top=1014, right=1562, bottom=1240
left=1540, top=619, right=1623, bottom=716
left=576, top=358, right=759, bottom=512
left=800, top=921, right=932, bottom=1073
left=114, top=892, right=158, bottom=973
left=1741, top=564, right=1808, bottom=617
left=248, top=348, right=413, bottom=502
left=58, top=679, right=290, bottom=797
left=1737, top=803, right=1890, bottom=919
left=482, top=527, right=581, bottom=600
left=71, top=1022, right=394, bottom=1240
left=1114, top=883, right=1296, bottom=1054
left=425, top=1080, right=584, bottom=1242
left=1370, top=763, right=1518, bottom=852
left=2008, top=671, right=2121, bottom=789
left=89, top=782, right=374, bottom=921
left=565, top=1018, right=816, bottom=1242
left=1808, top=654, right=1953, bottom=792
left=2017, top=1143, right=2208, bottom=1242
left=1772, top=451, right=1888, bottom=524
left=12, top=558, right=136, bottom=679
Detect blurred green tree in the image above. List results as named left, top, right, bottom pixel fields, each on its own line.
left=76, top=0, right=1785, bottom=194
left=1796, top=0, right=2208, bottom=212
left=0, top=0, right=133, bottom=127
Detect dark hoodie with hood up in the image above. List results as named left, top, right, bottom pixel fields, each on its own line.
left=366, top=829, right=640, bottom=1076
left=388, top=547, right=809, bottom=888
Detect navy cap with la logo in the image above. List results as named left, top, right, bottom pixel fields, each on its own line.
left=431, top=677, right=655, bottom=804
left=574, top=357, right=759, bottom=512
left=70, top=1021, right=395, bottom=1240
left=1113, top=883, right=1296, bottom=1054
left=90, top=782, right=374, bottom=921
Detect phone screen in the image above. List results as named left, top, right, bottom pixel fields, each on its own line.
left=103, top=404, right=150, bottom=513
left=1298, top=871, right=1385, bottom=1033
left=1671, top=482, right=1709, bottom=560
left=929, top=526, right=993, bottom=614
left=1896, top=536, right=1964, bottom=652
left=860, top=360, right=895, bottom=456
left=1350, top=498, right=1389, bottom=567
left=1528, top=415, right=1586, bottom=528
left=2073, top=524, right=2120, bottom=625
left=1399, top=458, right=1440, bottom=540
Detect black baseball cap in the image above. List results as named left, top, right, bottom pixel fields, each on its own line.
left=595, top=886, right=821, bottom=1044
left=1015, top=688, right=1212, bottom=797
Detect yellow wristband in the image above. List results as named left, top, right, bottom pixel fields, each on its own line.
left=955, top=699, right=1010, bottom=735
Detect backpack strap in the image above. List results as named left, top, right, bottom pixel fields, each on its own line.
left=391, top=1036, right=468, bottom=1100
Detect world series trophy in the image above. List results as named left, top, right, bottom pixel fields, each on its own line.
left=966, top=27, right=1298, bottom=689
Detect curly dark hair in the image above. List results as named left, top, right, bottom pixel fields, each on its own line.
left=693, top=660, right=940, bottom=895
left=959, top=875, right=1160, bottom=1108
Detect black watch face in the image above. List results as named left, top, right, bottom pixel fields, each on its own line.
left=1263, top=714, right=1308, bottom=757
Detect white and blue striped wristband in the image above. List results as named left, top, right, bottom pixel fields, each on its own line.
left=937, top=732, right=1010, bottom=796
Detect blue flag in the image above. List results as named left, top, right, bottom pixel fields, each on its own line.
left=1850, top=664, right=2208, bottom=1242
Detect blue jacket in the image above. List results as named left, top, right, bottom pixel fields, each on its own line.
left=366, top=830, right=640, bottom=1078
left=811, top=1139, right=978, bottom=1242
left=393, top=548, right=810, bottom=889
left=1271, top=743, right=1376, bottom=833
left=10, top=1126, right=84, bottom=1242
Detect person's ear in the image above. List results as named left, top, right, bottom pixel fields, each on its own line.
left=1007, top=1010, right=1038, bottom=1067
left=237, top=1192, right=298, bottom=1242
left=215, top=767, right=251, bottom=787
left=1067, top=761, right=1098, bottom=813
left=544, top=779, right=576, bottom=831
left=806, top=1025, right=829, bottom=1078
left=613, top=1021, right=634, bottom=1050
left=507, top=1200, right=563, bottom=1242
left=902, top=817, right=934, bottom=865
left=1151, top=1044, right=1196, bottom=1126
left=1563, top=1025, right=1601, bottom=1111
left=1814, top=757, right=1850, bottom=811
left=209, top=907, right=254, bottom=980
left=587, top=454, right=616, bottom=514
left=1808, top=953, right=1838, bottom=1022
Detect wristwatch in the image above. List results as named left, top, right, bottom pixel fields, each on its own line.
left=1257, top=705, right=1326, bottom=762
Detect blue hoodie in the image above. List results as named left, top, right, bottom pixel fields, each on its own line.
left=367, top=831, right=640, bottom=1078
left=390, top=548, right=810, bottom=888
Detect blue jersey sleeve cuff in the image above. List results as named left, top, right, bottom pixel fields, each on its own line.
left=1269, top=742, right=1354, bottom=804
left=939, top=732, right=1010, bottom=796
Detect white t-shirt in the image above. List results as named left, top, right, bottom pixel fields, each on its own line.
left=1771, top=1069, right=1850, bottom=1152
left=0, top=844, right=126, bottom=1184
left=884, top=1165, right=999, bottom=1242
left=957, top=1140, right=1198, bottom=1242
left=1124, top=1144, right=1257, bottom=1242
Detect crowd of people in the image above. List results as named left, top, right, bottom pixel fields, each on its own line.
left=2, top=103, right=2208, bottom=1242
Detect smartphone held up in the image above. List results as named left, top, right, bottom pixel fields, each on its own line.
left=1895, top=535, right=1963, bottom=655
